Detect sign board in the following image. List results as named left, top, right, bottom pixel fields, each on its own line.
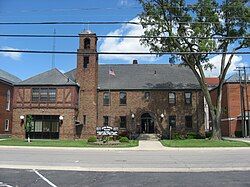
left=96, top=126, right=119, bottom=136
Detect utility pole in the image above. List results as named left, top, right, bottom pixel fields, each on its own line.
left=236, top=66, right=250, bottom=137
left=51, top=29, right=56, bottom=69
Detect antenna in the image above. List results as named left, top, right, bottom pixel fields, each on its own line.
left=51, top=29, right=56, bottom=69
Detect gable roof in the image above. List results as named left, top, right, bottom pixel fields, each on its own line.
left=0, top=69, right=21, bottom=84
left=65, top=64, right=200, bottom=90
left=16, top=68, right=78, bottom=86
left=226, top=73, right=250, bottom=83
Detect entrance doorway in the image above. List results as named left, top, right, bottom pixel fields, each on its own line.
left=141, top=113, right=155, bottom=133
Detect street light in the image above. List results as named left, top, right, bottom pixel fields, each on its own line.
left=20, top=115, right=24, bottom=125
left=59, top=115, right=64, bottom=125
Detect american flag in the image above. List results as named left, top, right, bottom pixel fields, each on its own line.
left=109, top=68, right=116, bottom=77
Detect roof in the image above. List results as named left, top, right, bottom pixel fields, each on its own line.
left=0, top=69, right=21, bottom=84
left=66, top=64, right=200, bottom=90
left=205, top=77, right=219, bottom=85
left=16, top=68, right=78, bottom=86
left=205, top=77, right=219, bottom=90
left=226, top=73, right=250, bottom=83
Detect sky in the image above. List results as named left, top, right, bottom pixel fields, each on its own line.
left=0, top=0, right=249, bottom=80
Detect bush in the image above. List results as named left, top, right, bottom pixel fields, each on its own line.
left=171, top=132, right=185, bottom=140
left=235, top=131, right=243, bottom=137
left=205, top=131, right=212, bottom=138
left=186, top=132, right=198, bottom=139
left=87, top=136, right=97, bottom=143
left=119, top=137, right=129, bottom=143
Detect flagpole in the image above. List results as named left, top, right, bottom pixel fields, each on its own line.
left=109, top=65, right=111, bottom=127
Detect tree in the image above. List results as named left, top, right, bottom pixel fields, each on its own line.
left=138, top=0, right=250, bottom=140
left=25, top=114, right=33, bottom=142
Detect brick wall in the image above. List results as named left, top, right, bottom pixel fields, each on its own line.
left=12, top=108, right=76, bottom=139
left=0, top=82, right=13, bottom=134
left=97, top=90, right=205, bottom=136
left=210, top=83, right=250, bottom=137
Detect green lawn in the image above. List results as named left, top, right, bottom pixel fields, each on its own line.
left=0, top=139, right=139, bottom=148
left=161, top=139, right=250, bottom=147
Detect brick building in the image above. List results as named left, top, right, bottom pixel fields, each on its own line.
left=0, top=69, right=21, bottom=135
left=12, top=30, right=205, bottom=140
left=210, top=74, right=250, bottom=137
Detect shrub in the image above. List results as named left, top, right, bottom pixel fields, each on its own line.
left=87, top=136, right=97, bottom=143
left=205, top=131, right=212, bottom=138
left=235, top=131, right=243, bottom=137
left=119, top=137, right=129, bottom=143
left=186, top=132, right=198, bottom=139
left=171, top=132, right=185, bottom=140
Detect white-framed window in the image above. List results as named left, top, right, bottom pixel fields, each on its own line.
left=6, top=90, right=10, bottom=111
left=5, top=119, right=9, bottom=131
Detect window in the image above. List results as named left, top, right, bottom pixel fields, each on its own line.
left=32, top=88, right=56, bottom=102
left=120, top=116, right=127, bottom=128
left=144, top=92, right=151, bottom=100
left=83, top=56, right=89, bottom=68
left=4, top=119, right=9, bottom=131
left=103, top=116, right=109, bottom=126
left=168, top=92, right=176, bottom=104
left=83, top=115, right=86, bottom=125
left=84, top=38, right=90, bottom=49
left=103, top=92, right=110, bottom=106
left=6, top=90, right=10, bottom=111
left=32, top=88, right=40, bottom=101
left=48, top=89, right=56, bottom=101
left=120, top=92, right=127, bottom=105
left=169, top=115, right=176, bottom=128
left=185, top=92, right=192, bottom=104
left=185, top=116, right=192, bottom=128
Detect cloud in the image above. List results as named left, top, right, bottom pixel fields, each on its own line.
left=99, top=17, right=159, bottom=63
left=204, top=55, right=244, bottom=77
left=0, top=46, right=22, bottom=60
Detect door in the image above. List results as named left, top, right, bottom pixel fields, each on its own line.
left=141, top=113, right=154, bottom=133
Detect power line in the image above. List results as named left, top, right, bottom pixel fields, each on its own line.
left=0, top=34, right=249, bottom=40
left=0, top=21, right=140, bottom=25
left=0, top=5, right=246, bottom=14
left=0, top=21, right=248, bottom=25
left=0, top=49, right=249, bottom=55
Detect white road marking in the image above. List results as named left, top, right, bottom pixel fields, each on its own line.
left=33, top=169, right=57, bottom=187
left=0, top=182, right=13, bottom=187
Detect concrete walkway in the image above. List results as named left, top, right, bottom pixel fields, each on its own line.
left=223, top=137, right=250, bottom=143
left=136, top=140, right=166, bottom=151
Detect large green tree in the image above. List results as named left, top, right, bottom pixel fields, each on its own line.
left=138, top=0, right=249, bottom=140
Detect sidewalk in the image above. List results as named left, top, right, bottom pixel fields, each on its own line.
left=135, top=140, right=166, bottom=151
left=223, top=137, right=250, bottom=143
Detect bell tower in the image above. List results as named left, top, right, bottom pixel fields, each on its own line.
left=76, top=30, right=98, bottom=137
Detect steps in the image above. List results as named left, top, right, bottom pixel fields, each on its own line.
left=137, top=133, right=160, bottom=141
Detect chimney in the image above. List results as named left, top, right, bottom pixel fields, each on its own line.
left=133, top=59, right=138, bottom=64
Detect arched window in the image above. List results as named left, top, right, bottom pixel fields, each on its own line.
left=84, top=38, right=90, bottom=49
left=6, top=90, right=10, bottom=111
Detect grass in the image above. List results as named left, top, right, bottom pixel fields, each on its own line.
left=0, top=139, right=139, bottom=148
left=160, top=139, right=250, bottom=147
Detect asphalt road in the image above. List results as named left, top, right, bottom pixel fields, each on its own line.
left=1, top=169, right=250, bottom=187
left=0, top=146, right=250, bottom=172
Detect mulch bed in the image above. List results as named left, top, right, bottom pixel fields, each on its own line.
left=87, top=141, right=127, bottom=146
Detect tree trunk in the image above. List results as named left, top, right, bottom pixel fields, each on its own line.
left=210, top=112, right=222, bottom=140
